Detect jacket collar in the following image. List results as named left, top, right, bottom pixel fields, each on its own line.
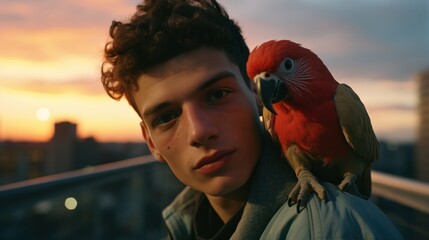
left=231, top=132, right=296, bottom=239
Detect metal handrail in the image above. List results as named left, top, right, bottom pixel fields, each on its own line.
left=371, top=171, right=429, bottom=214
left=0, top=155, right=156, bottom=209
left=1, top=156, right=428, bottom=215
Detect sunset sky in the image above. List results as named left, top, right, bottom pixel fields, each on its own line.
left=0, top=0, right=428, bottom=143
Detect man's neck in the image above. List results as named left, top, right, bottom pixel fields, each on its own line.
left=205, top=183, right=249, bottom=223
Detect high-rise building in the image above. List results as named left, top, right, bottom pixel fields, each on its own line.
left=416, top=69, right=429, bottom=182
left=45, top=121, right=77, bottom=174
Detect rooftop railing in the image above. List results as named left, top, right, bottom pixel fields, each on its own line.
left=0, top=155, right=184, bottom=240
left=370, top=171, right=429, bottom=239
left=372, top=171, right=429, bottom=214
left=0, top=155, right=428, bottom=239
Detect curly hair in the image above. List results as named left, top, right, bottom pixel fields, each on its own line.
left=101, top=0, right=250, bottom=115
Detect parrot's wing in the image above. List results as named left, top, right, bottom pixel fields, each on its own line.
left=334, top=84, right=379, bottom=163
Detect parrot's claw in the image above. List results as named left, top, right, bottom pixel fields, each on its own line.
left=287, top=198, right=305, bottom=213
left=338, top=173, right=368, bottom=199
left=287, top=198, right=295, bottom=207
left=338, top=172, right=356, bottom=191
left=296, top=199, right=305, bottom=213
left=288, top=167, right=326, bottom=213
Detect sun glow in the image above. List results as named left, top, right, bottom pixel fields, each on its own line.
left=0, top=87, right=142, bottom=142
left=36, top=107, right=51, bottom=122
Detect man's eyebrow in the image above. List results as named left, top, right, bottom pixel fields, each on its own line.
left=143, top=71, right=236, bottom=118
left=143, top=102, right=172, bottom=119
left=195, top=71, right=235, bottom=92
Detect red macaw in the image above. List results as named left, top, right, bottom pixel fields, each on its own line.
left=247, top=40, right=379, bottom=211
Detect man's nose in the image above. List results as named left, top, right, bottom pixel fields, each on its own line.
left=183, top=103, right=218, bottom=148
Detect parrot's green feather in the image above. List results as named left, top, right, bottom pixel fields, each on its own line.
left=334, top=84, right=379, bottom=164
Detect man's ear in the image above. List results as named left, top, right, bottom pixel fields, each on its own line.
left=140, top=121, right=166, bottom=162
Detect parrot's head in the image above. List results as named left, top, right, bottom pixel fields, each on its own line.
left=247, top=40, right=337, bottom=113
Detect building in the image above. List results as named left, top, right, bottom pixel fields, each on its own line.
left=416, top=69, right=429, bottom=182
left=0, top=121, right=150, bottom=185
left=373, top=141, right=414, bottom=178
left=0, top=141, right=46, bottom=184
left=45, top=121, right=78, bottom=175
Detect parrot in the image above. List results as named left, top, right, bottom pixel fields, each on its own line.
left=247, top=40, right=379, bottom=211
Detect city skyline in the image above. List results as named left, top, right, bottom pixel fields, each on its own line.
left=1, top=0, right=427, bottom=142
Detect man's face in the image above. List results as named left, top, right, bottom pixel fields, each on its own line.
left=135, top=48, right=262, bottom=197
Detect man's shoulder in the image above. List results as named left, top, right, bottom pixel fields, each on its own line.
left=162, top=187, right=200, bottom=239
left=261, top=183, right=404, bottom=239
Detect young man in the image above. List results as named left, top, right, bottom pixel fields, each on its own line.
left=101, top=0, right=403, bottom=239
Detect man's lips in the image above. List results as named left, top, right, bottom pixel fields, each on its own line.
left=193, top=149, right=235, bottom=170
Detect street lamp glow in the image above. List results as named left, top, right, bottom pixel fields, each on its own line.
left=64, top=197, right=78, bottom=210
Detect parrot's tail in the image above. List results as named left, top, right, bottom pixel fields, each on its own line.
left=359, top=166, right=372, bottom=198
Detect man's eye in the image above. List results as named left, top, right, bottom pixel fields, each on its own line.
left=207, top=89, right=230, bottom=102
left=154, top=111, right=180, bottom=127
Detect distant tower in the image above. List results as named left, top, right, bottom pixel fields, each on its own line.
left=45, top=121, right=78, bottom=174
left=416, top=69, right=429, bottom=182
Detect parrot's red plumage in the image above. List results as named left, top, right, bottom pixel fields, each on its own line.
left=247, top=40, right=379, bottom=211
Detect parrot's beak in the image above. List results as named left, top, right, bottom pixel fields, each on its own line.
left=254, top=72, right=288, bottom=114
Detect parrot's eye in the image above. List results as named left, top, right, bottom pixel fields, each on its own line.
left=281, top=58, right=295, bottom=73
